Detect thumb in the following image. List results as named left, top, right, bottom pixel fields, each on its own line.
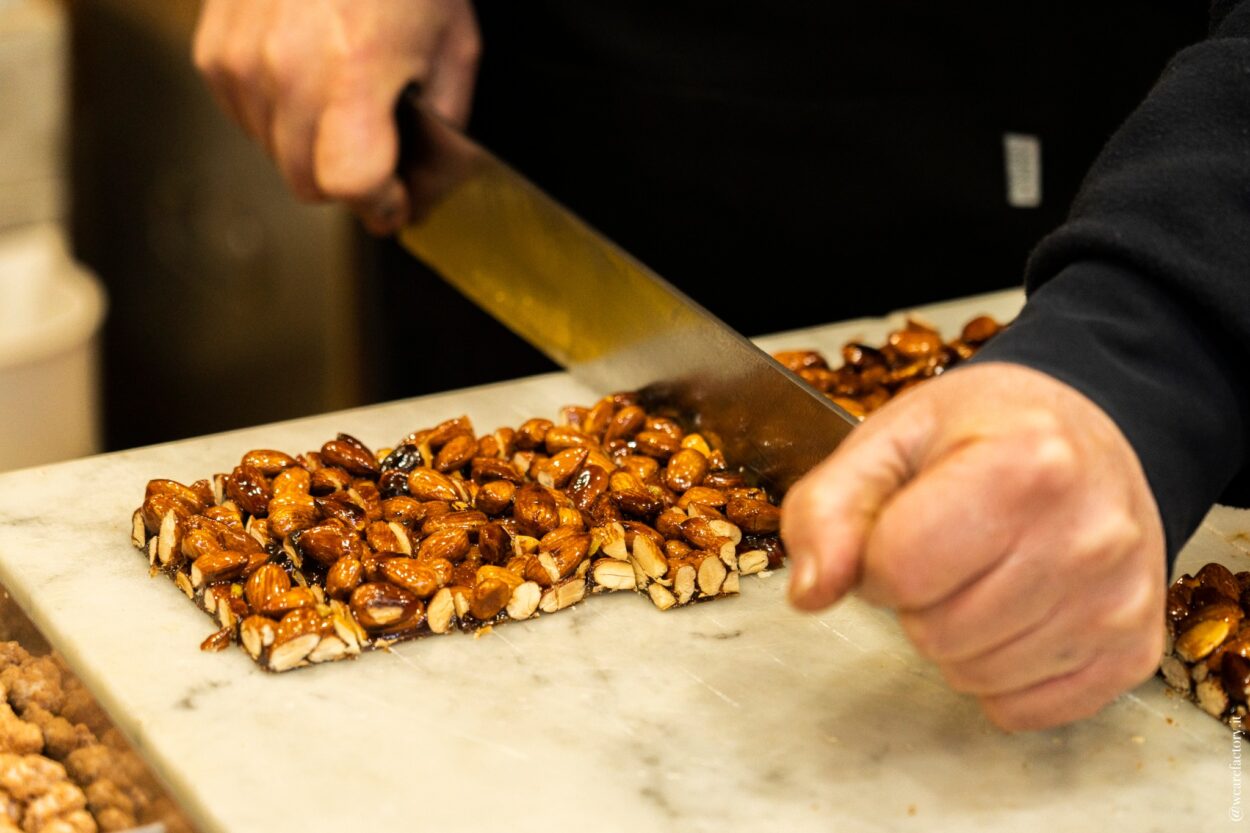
left=780, top=399, right=937, bottom=610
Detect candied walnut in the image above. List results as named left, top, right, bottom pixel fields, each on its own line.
left=0, top=705, right=43, bottom=755
left=30, top=810, right=96, bottom=833
left=90, top=808, right=132, bottom=833
left=1, top=659, right=64, bottom=715
left=62, top=747, right=112, bottom=787
left=0, top=646, right=29, bottom=673
left=22, top=782, right=87, bottom=833
left=0, top=754, right=67, bottom=802
left=21, top=707, right=91, bottom=761
left=0, top=789, right=19, bottom=824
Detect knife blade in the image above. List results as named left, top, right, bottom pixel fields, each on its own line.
left=396, top=93, right=857, bottom=493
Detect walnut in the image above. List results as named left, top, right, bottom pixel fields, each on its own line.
left=0, top=660, right=64, bottom=715
left=0, top=790, right=19, bottom=824
left=61, top=748, right=111, bottom=788
left=0, top=646, right=30, bottom=673
left=87, top=808, right=130, bottom=833
left=29, top=810, right=95, bottom=833
left=80, top=781, right=129, bottom=820
left=20, top=708, right=91, bottom=761
left=0, top=706, right=42, bottom=756
left=21, top=782, right=85, bottom=833
left=0, top=754, right=67, bottom=802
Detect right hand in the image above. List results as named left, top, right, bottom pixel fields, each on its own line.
left=193, top=0, right=481, bottom=235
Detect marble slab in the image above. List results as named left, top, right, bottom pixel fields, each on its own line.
left=0, top=288, right=1242, bottom=832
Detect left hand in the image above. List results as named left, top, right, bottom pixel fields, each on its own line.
left=780, top=362, right=1166, bottom=730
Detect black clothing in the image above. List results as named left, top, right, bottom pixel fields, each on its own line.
left=369, top=3, right=1202, bottom=398
left=974, top=0, right=1250, bottom=559
left=468, top=1, right=1202, bottom=334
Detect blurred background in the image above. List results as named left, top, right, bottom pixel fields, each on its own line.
left=0, top=0, right=1207, bottom=471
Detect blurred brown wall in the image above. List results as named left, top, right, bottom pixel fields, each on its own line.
left=67, top=0, right=366, bottom=451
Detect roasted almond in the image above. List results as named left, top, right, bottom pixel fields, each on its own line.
left=315, top=495, right=366, bottom=532
left=259, top=587, right=317, bottom=618
left=191, top=550, right=249, bottom=588
left=726, top=497, right=780, bottom=535
left=241, top=449, right=297, bottom=476
left=381, top=557, right=444, bottom=599
left=544, top=425, right=596, bottom=454
left=244, top=563, right=292, bottom=610
left=291, top=525, right=365, bottom=568
left=407, top=467, right=463, bottom=502
left=350, top=582, right=422, bottom=631
left=382, top=495, right=427, bottom=527
left=470, top=578, right=512, bottom=620
left=225, top=465, right=273, bottom=518
left=422, top=509, right=488, bottom=536
left=664, top=449, right=709, bottom=493
left=325, top=556, right=364, bottom=600
left=514, top=483, right=560, bottom=536
left=418, top=528, right=472, bottom=563
left=321, top=435, right=380, bottom=478
left=434, top=434, right=477, bottom=473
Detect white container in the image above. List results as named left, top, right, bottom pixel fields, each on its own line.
left=0, top=226, right=107, bottom=472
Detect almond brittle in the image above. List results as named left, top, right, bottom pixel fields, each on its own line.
left=131, top=395, right=789, bottom=672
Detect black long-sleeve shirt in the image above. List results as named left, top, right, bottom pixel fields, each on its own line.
left=973, top=0, right=1250, bottom=561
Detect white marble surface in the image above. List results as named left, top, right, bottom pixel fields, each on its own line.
left=0, top=289, right=1243, bottom=832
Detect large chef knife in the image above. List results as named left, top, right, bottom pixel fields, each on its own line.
left=396, top=92, right=857, bottom=493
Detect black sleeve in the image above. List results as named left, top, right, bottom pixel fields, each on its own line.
left=968, top=0, right=1250, bottom=562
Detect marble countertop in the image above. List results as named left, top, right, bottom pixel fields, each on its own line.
left=0, top=289, right=1242, bottom=832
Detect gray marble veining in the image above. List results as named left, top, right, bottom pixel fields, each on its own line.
left=0, top=290, right=1240, bottom=832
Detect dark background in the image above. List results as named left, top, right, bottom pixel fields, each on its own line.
left=69, top=1, right=1208, bottom=447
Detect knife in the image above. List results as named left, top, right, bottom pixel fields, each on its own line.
left=395, top=91, right=857, bottom=494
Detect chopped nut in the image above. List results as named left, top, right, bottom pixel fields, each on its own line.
left=647, top=584, right=677, bottom=611
left=505, top=582, right=542, bottom=620
left=592, top=559, right=636, bottom=592
left=539, top=579, right=586, bottom=614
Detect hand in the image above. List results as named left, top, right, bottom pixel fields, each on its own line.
left=193, top=0, right=480, bottom=234
left=780, top=363, right=1166, bottom=730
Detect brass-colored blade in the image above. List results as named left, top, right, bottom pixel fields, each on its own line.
left=397, top=97, right=856, bottom=493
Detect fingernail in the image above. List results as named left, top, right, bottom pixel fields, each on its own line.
left=789, top=555, right=819, bottom=603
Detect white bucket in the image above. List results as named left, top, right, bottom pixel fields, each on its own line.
left=0, top=225, right=107, bottom=472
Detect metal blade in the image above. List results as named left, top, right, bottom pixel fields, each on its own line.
left=397, top=96, right=857, bottom=493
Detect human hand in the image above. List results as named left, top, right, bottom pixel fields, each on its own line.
left=781, top=363, right=1166, bottom=730
left=193, top=0, right=480, bottom=234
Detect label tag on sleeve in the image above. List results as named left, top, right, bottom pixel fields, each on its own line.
left=1003, top=133, right=1042, bottom=209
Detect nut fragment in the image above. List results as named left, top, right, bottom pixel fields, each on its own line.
left=629, top=535, right=668, bottom=583
left=427, top=588, right=457, bottom=634
left=647, top=584, right=677, bottom=611
left=505, top=581, right=542, bottom=620
left=539, top=579, right=586, bottom=613
left=697, top=553, right=728, bottom=597
left=592, top=559, right=636, bottom=592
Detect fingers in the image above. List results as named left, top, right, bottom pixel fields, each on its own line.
left=195, top=0, right=275, bottom=144
left=421, top=1, right=482, bottom=128
left=859, top=423, right=1077, bottom=611
left=978, top=627, right=1163, bottom=731
left=315, top=88, right=411, bottom=234
left=780, top=400, right=938, bottom=610
left=191, top=0, right=482, bottom=233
